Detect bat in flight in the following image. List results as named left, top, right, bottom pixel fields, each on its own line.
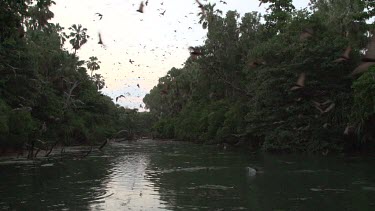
left=95, top=13, right=103, bottom=20
left=116, top=95, right=126, bottom=102
left=333, top=46, right=351, bottom=63
left=290, top=72, right=305, bottom=91
left=137, top=1, right=144, bottom=13
left=98, top=33, right=104, bottom=45
left=352, top=33, right=375, bottom=75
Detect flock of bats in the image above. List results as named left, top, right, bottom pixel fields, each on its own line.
left=93, top=0, right=212, bottom=108
left=292, top=29, right=375, bottom=91
left=290, top=27, right=375, bottom=123
left=93, top=0, right=374, bottom=110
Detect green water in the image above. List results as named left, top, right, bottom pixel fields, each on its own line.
left=0, top=139, right=374, bottom=210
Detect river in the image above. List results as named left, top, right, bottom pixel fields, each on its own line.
left=0, top=139, right=374, bottom=210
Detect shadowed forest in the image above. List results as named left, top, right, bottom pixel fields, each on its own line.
left=143, top=0, right=375, bottom=153
left=1, top=0, right=375, bottom=155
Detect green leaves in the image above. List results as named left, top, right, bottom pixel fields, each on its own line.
left=0, top=2, right=131, bottom=148
left=67, top=24, right=89, bottom=54
left=145, top=0, right=375, bottom=152
left=263, top=0, right=295, bottom=32
left=351, top=67, right=375, bottom=133
left=202, top=21, right=208, bottom=29
left=9, top=109, right=35, bottom=136
left=87, top=56, right=101, bottom=77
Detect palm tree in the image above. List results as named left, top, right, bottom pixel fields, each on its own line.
left=68, top=24, right=89, bottom=55
left=86, top=56, right=101, bottom=77
left=92, top=73, right=105, bottom=90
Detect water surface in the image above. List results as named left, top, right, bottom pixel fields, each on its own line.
left=0, top=139, right=374, bottom=210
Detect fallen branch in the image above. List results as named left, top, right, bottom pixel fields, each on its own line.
left=81, top=146, right=93, bottom=159
left=34, top=148, right=40, bottom=158
left=98, top=139, right=108, bottom=151
left=45, top=141, right=58, bottom=157
left=60, top=146, right=65, bottom=160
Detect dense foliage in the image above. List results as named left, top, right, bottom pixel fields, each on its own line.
left=0, top=0, right=149, bottom=152
left=144, top=0, right=375, bottom=153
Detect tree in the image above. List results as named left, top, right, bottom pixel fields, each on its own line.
left=0, top=1, right=131, bottom=152
left=92, top=73, right=105, bottom=90
left=144, top=0, right=375, bottom=152
left=86, top=56, right=101, bottom=77
left=67, top=24, right=89, bottom=55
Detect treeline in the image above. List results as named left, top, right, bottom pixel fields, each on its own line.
left=144, top=0, right=375, bottom=153
left=0, top=0, right=149, bottom=152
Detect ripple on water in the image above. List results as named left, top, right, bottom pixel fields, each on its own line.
left=159, top=166, right=227, bottom=174
left=310, top=188, right=349, bottom=192
left=40, top=163, right=54, bottom=167
left=188, top=184, right=235, bottom=190
left=0, top=159, right=36, bottom=165
left=362, top=186, right=375, bottom=191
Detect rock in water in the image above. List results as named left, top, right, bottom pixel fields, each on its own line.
left=246, top=167, right=257, bottom=177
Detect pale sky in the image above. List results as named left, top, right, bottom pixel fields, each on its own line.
left=51, top=0, right=310, bottom=110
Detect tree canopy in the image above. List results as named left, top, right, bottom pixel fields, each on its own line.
left=0, top=0, right=150, bottom=153
left=144, top=0, right=375, bottom=153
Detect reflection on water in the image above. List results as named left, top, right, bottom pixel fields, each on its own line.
left=0, top=139, right=374, bottom=210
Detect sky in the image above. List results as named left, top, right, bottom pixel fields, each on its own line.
left=50, top=0, right=310, bottom=111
